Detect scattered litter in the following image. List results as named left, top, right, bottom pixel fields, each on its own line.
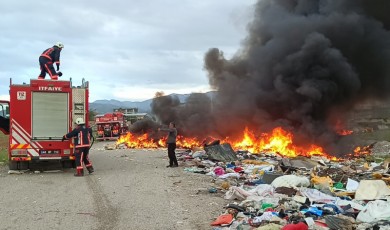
left=209, top=187, right=218, bottom=193
left=173, top=180, right=182, bottom=185
left=117, top=143, right=127, bottom=149
left=8, top=170, right=28, bottom=174
left=104, top=144, right=117, bottom=150
left=175, top=142, right=390, bottom=229
left=43, top=170, right=63, bottom=173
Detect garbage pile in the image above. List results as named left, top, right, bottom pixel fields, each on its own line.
left=178, top=142, right=390, bottom=230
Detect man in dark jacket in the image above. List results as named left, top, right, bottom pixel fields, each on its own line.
left=62, top=118, right=94, bottom=176
left=158, top=122, right=178, bottom=167
left=38, top=42, right=64, bottom=80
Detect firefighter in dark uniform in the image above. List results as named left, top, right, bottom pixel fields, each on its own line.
left=38, top=42, right=64, bottom=80
left=62, top=118, right=95, bottom=177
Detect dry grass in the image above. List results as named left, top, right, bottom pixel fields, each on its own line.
left=355, top=129, right=390, bottom=142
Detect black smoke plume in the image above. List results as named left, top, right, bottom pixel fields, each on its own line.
left=150, top=0, right=390, bottom=154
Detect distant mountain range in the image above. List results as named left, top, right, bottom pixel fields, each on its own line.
left=90, top=92, right=216, bottom=114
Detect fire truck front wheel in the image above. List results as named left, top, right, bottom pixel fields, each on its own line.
left=61, top=160, right=76, bottom=169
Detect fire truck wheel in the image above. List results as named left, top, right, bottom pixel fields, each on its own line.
left=18, top=161, right=29, bottom=170
left=8, top=161, right=28, bottom=170
left=61, top=160, right=75, bottom=169
left=8, top=160, right=17, bottom=170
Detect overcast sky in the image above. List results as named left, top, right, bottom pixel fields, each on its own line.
left=0, top=0, right=256, bottom=102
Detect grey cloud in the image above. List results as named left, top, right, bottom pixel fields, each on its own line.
left=0, top=1, right=255, bottom=100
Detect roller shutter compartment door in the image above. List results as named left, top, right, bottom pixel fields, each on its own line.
left=32, top=92, right=68, bottom=139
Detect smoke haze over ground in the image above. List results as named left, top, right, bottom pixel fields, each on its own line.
left=150, top=0, right=390, bottom=154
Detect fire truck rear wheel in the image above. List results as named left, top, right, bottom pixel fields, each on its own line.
left=8, top=161, right=29, bottom=170
left=19, top=161, right=29, bottom=170
left=8, top=160, right=17, bottom=170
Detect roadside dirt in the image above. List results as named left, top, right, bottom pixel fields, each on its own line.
left=0, top=142, right=227, bottom=230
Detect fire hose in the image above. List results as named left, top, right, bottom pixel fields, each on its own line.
left=89, top=135, right=95, bottom=149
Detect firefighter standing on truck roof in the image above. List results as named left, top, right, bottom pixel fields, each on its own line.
left=38, top=42, right=64, bottom=80
left=62, top=118, right=95, bottom=177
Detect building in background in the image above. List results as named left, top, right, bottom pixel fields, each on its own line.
left=113, top=108, right=149, bottom=124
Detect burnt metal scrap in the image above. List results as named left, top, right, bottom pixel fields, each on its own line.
left=204, top=143, right=238, bottom=162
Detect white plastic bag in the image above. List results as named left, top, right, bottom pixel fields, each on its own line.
left=271, top=175, right=310, bottom=188
left=356, top=200, right=390, bottom=223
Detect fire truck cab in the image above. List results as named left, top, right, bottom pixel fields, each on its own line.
left=95, top=112, right=128, bottom=140
left=6, top=78, right=89, bottom=170
left=0, top=100, right=10, bottom=135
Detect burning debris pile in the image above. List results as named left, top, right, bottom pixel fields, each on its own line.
left=116, top=125, right=375, bottom=160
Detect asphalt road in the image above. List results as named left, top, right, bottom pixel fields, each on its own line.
left=0, top=142, right=226, bottom=230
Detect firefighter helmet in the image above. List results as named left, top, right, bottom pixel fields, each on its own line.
left=75, top=118, right=85, bottom=125
left=55, top=42, right=64, bottom=49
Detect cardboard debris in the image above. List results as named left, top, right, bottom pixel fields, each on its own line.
left=355, top=180, right=390, bottom=200
left=104, top=144, right=117, bottom=150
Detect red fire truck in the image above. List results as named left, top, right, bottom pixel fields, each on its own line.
left=95, top=112, right=128, bottom=140
left=0, top=78, right=89, bottom=170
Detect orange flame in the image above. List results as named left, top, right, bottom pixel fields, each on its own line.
left=230, top=127, right=331, bottom=158
left=117, top=133, right=202, bottom=149
left=117, top=133, right=159, bottom=148
left=352, top=145, right=372, bottom=157
left=338, top=129, right=353, bottom=136
left=116, top=127, right=369, bottom=160
left=176, top=136, right=202, bottom=149
left=335, top=120, right=353, bottom=136
left=118, top=127, right=323, bottom=157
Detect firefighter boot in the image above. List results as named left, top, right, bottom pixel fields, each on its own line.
left=74, top=169, right=84, bottom=177
left=86, top=166, right=94, bottom=174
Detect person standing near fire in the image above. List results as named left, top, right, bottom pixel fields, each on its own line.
left=158, top=122, right=178, bottom=167
left=38, top=42, right=64, bottom=80
left=62, top=118, right=95, bottom=176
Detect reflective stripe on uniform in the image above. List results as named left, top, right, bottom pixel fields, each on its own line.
left=40, top=54, right=52, bottom=60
